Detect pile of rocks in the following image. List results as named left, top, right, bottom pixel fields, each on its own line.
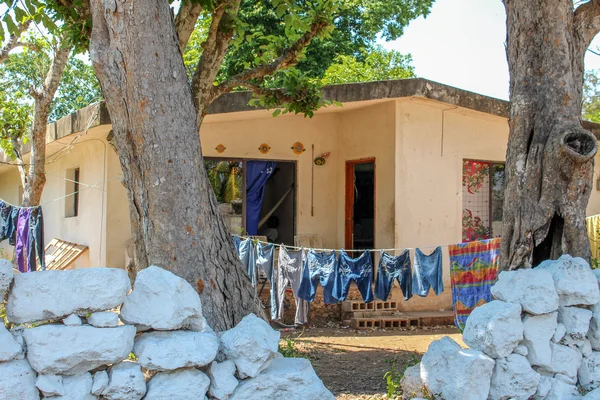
left=401, top=255, right=600, bottom=400
left=0, top=260, right=334, bottom=399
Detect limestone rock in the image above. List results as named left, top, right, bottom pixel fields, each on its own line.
left=220, top=314, right=280, bottom=379
left=208, top=360, right=239, bottom=400
left=541, top=342, right=583, bottom=381
left=6, top=268, right=131, bottom=324
left=0, top=320, right=22, bottom=361
left=399, top=363, right=428, bottom=399
left=134, top=330, right=219, bottom=371
left=24, top=324, right=136, bottom=375
left=420, top=336, right=495, bottom=400
left=514, top=345, right=528, bottom=356
left=559, top=306, right=592, bottom=341
left=537, top=255, right=600, bottom=306
left=145, top=368, right=210, bottom=400
left=580, top=352, right=600, bottom=391
left=92, top=370, right=109, bottom=395
left=488, top=353, right=540, bottom=400
left=120, top=266, right=203, bottom=330
left=584, top=387, right=600, bottom=399
left=462, top=300, right=523, bottom=358
left=63, top=314, right=82, bottom=326
left=36, top=374, right=65, bottom=397
left=535, top=376, right=552, bottom=399
left=103, top=361, right=146, bottom=400
left=523, top=312, right=557, bottom=367
left=589, top=303, right=600, bottom=350
left=52, top=373, right=96, bottom=400
left=491, top=269, right=558, bottom=314
left=88, top=311, right=119, bottom=328
left=555, top=373, right=577, bottom=385
left=554, top=323, right=567, bottom=343
left=229, top=358, right=335, bottom=400
left=0, top=258, right=13, bottom=298
left=544, top=377, right=582, bottom=400
left=584, top=340, right=594, bottom=357
left=594, top=269, right=600, bottom=285
left=0, top=359, right=38, bottom=399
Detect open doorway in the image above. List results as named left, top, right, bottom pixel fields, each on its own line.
left=345, top=159, right=375, bottom=250
left=258, top=162, right=296, bottom=246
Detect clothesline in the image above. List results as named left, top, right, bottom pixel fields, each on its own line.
left=233, top=234, right=499, bottom=253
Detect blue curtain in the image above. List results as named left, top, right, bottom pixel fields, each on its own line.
left=246, top=161, right=276, bottom=235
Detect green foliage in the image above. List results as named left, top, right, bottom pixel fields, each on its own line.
left=0, top=34, right=101, bottom=159
left=321, top=46, right=415, bottom=85
left=383, top=356, right=424, bottom=399
left=1, top=301, right=7, bottom=329
left=205, top=160, right=243, bottom=203
left=584, top=70, right=600, bottom=123
left=278, top=337, right=306, bottom=358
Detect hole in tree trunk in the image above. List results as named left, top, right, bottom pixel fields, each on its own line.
left=532, top=213, right=564, bottom=267
left=564, top=130, right=596, bottom=156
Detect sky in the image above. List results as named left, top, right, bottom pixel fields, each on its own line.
left=379, top=0, right=600, bottom=100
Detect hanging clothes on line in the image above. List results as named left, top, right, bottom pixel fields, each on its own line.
left=334, top=250, right=374, bottom=303
left=256, top=242, right=277, bottom=319
left=276, top=247, right=309, bottom=325
left=0, top=200, right=45, bottom=272
left=237, top=238, right=257, bottom=287
left=375, top=250, right=412, bottom=301
left=297, top=250, right=339, bottom=304
left=449, top=237, right=501, bottom=330
left=412, top=246, right=444, bottom=297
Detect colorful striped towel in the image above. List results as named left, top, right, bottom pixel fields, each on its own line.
left=449, top=237, right=501, bottom=330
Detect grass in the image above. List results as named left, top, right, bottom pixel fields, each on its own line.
left=383, top=355, right=432, bottom=399
left=278, top=337, right=308, bottom=359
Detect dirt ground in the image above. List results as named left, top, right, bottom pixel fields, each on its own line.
left=280, top=326, right=463, bottom=400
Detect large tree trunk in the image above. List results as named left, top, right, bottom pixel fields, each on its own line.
left=89, top=0, right=264, bottom=330
left=500, top=0, right=600, bottom=270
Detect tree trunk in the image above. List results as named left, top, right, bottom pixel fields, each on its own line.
left=89, top=0, right=264, bottom=330
left=500, top=0, right=599, bottom=270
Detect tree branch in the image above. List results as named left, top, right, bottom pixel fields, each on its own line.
left=0, top=19, right=31, bottom=64
left=574, top=0, right=600, bottom=48
left=190, top=0, right=242, bottom=118
left=175, top=0, right=203, bottom=51
left=210, top=19, right=328, bottom=101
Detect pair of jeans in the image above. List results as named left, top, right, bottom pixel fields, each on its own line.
left=297, top=250, right=338, bottom=304
left=5, top=207, right=19, bottom=246
left=15, top=208, right=31, bottom=272
left=256, top=242, right=277, bottom=319
left=28, top=207, right=45, bottom=271
left=334, top=251, right=374, bottom=302
left=0, top=201, right=10, bottom=242
left=237, top=238, right=257, bottom=287
left=276, top=247, right=309, bottom=324
left=374, top=250, right=412, bottom=301
left=412, top=246, right=444, bottom=297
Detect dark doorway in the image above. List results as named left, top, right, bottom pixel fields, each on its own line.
left=258, top=161, right=296, bottom=246
left=345, top=159, right=375, bottom=250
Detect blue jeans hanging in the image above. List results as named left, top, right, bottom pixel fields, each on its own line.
left=333, top=251, right=374, bottom=302
left=238, top=238, right=257, bottom=287
left=277, top=247, right=309, bottom=325
left=412, top=246, right=444, bottom=296
left=256, top=242, right=277, bottom=319
left=375, top=250, right=412, bottom=301
left=297, top=250, right=339, bottom=304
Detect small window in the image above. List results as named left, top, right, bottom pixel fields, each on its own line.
left=65, top=168, right=80, bottom=218
left=462, top=160, right=505, bottom=242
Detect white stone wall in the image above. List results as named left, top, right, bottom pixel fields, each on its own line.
left=0, top=260, right=333, bottom=400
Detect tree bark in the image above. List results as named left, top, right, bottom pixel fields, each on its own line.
left=21, top=44, right=71, bottom=207
left=89, top=0, right=264, bottom=330
left=500, top=0, right=600, bottom=270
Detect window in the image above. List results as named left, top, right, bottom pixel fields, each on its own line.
left=65, top=168, right=80, bottom=218
left=462, top=160, right=505, bottom=242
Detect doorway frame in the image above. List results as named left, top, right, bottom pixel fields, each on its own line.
left=345, top=157, right=376, bottom=250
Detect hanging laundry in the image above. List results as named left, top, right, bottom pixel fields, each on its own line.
left=233, top=235, right=242, bottom=255
left=448, top=238, right=501, bottom=330
left=587, top=214, right=600, bottom=265
left=256, top=242, right=277, bottom=319
left=27, top=207, right=45, bottom=271
left=333, top=251, right=374, bottom=303
left=6, top=207, right=20, bottom=246
left=237, top=238, right=257, bottom=287
left=276, top=247, right=309, bottom=325
left=0, top=200, right=12, bottom=242
left=412, top=246, right=444, bottom=297
left=297, top=250, right=339, bottom=304
left=15, top=208, right=32, bottom=272
left=374, top=250, right=412, bottom=301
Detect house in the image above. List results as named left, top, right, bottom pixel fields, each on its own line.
left=2, top=78, right=600, bottom=321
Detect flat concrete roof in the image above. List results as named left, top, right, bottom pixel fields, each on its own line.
left=3, top=78, right=600, bottom=164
